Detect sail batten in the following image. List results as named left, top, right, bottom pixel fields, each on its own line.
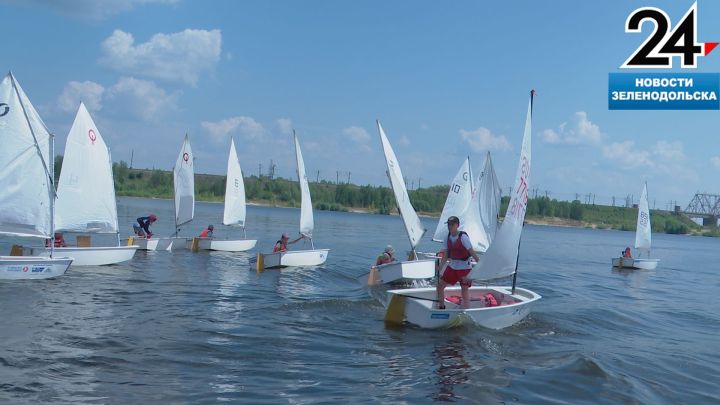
left=174, top=134, right=195, bottom=227
left=433, top=157, right=473, bottom=243
left=0, top=73, right=54, bottom=238
left=377, top=121, right=426, bottom=250
left=55, top=102, right=119, bottom=233
left=294, top=131, right=314, bottom=238
left=469, top=92, right=533, bottom=281
left=223, top=138, right=246, bottom=227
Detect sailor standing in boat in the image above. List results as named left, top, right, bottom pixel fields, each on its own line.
left=436, top=216, right=480, bottom=309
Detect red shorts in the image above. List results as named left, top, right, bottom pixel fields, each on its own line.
left=441, top=267, right=472, bottom=286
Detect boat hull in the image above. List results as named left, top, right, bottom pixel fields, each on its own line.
left=128, top=237, right=160, bottom=251
left=261, top=249, right=330, bottom=269
left=358, top=259, right=436, bottom=285
left=385, top=286, right=541, bottom=330
left=612, top=257, right=659, bottom=270
left=27, top=246, right=138, bottom=266
left=196, top=238, right=257, bottom=252
left=0, top=256, right=73, bottom=279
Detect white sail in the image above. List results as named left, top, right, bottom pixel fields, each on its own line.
left=222, top=138, right=246, bottom=227
left=173, top=134, right=195, bottom=227
left=294, top=131, right=314, bottom=237
left=469, top=91, right=534, bottom=280
left=0, top=72, right=54, bottom=238
left=377, top=120, right=426, bottom=250
left=55, top=102, right=119, bottom=233
left=432, top=157, right=473, bottom=242
left=477, top=152, right=502, bottom=246
left=635, top=182, right=651, bottom=252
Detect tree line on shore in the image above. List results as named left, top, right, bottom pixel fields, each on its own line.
left=52, top=158, right=706, bottom=236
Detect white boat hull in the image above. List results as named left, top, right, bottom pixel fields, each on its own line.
left=358, top=259, right=436, bottom=285
left=0, top=256, right=73, bottom=279
left=128, top=237, right=159, bottom=251
left=385, top=286, right=541, bottom=330
left=261, top=249, right=330, bottom=269
left=27, top=246, right=138, bottom=266
left=195, top=238, right=257, bottom=252
left=612, top=257, right=659, bottom=270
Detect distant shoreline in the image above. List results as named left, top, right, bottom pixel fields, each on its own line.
left=119, top=195, right=713, bottom=236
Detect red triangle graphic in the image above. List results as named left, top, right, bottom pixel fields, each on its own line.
left=704, top=42, right=718, bottom=56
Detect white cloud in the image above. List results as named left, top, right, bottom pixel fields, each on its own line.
left=460, top=127, right=511, bottom=151
left=105, top=77, right=180, bottom=121
left=2, top=0, right=178, bottom=20
left=275, top=118, right=293, bottom=135
left=100, top=29, right=222, bottom=86
left=398, top=135, right=411, bottom=146
left=541, top=111, right=602, bottom=145
left=711, top=157, right=720, bottom=169
left=343, top=126, right=370, bottom=143
left=602, top=141, right=653, bottom=167
left=57, top=81, right=105, bottom=113
left=652, top=140, right=684, bottom=161
left=201, top=116, right=266, bottom=143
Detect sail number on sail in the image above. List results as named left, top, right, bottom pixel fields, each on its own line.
left=509, top=156, right=530, bottom=221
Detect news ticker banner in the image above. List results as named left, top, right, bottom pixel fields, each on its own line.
left=608, top=73, right=719, bottom=110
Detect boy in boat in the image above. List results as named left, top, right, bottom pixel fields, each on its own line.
left=133, top=214, right=158, bottom=238
left=436, top=216, right=480, bottom=310
left=375, top=245, right=396, bottom=266
left=622, top=247, right=632, bottom=258
left=45, top=232, right=67, bottom=247
left=273, top=233, right=304, bottom=252
left=199, top=224, right=214, bottom=238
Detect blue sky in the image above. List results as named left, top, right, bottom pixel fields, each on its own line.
left=2, top=0, right=719, bottom=209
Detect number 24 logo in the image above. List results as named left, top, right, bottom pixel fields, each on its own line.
left=622, top=2, right=717, bottom=69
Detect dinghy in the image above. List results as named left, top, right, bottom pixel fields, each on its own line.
left=357, top=121, right=435, bottom=285
left=26, top=102, right=138, bottom=266
left=612, top=182, right=660, bottom=270
left=194, top=138, right=257, bottom=252
left=385, top=90, right=542, bottom=329
left=130, top=134, right=194, bottom=251
left=257, top=131, right=329, bottom=269
left=0, top=72, right=73, bottom=279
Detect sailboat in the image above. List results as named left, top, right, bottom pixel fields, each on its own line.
left=257, top=131, right=329, bottom=269
left=357, top=121, right=435, bottom=285
left=384, top=91, right=542, bottom=329
left=612, top=182, right=660, bottom=270
left=194, top=138, right=257, bottom=251
left=130, top=134, right=195, bottom=251
left=26, top=103, right=139, bottom=266
left=430, top=152, right=502, bottom=257
left=0, top=72, right=73, bottom=279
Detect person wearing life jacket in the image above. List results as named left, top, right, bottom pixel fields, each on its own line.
left=199, top=224, right=214, bottom=238
left=45, top=232, right=66, bottom=248
left=375, top=245, right=396, bottom=266
left=273, top=232, right=304, bottom=253
left=134, top=214, right=157, bottom=238
left=436, top=216, right=480, bottom=310
left=622, top=247, right=632, bottom=258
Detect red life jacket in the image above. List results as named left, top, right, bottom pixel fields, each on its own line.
left=200, top=229, right=212, bottom=238
left=447, top=231, right=471, bottom=260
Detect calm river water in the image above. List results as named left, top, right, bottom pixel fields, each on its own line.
left=1, top=197, right=718, bottom=403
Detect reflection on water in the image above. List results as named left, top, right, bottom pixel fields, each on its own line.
left=432, top=338, right=470, bottom=402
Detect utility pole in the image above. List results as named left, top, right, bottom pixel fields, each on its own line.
left=411, top=180, right=415, bottom=190
left=612, top=196, right=615, bottom=207
left=258, top=163, right=262, bottom=178
left=130, top=149, right=134, bottom=169
left=336, top=171, right=339, bottom=184
left=418, top=177, right=422, bottom=189
left=316, top=170, right=320, bottom=183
